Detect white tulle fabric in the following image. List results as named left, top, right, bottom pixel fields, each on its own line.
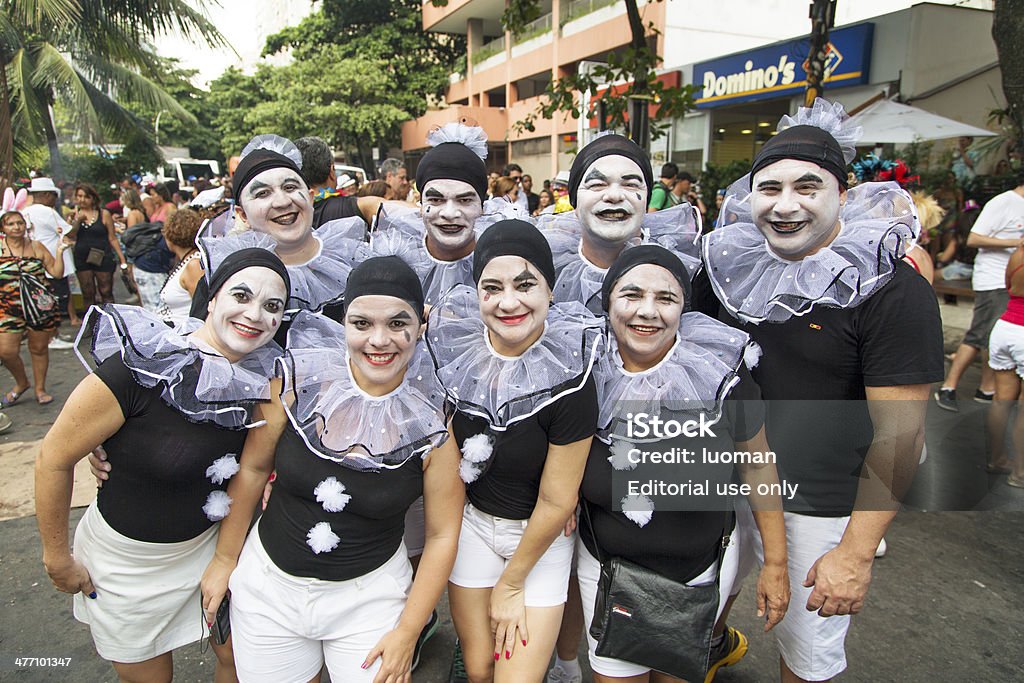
left=374, top=202, right=513, bottom=242
left=279, top=312, right=450, bottom=471
left=241, top=133, right=304, bottom=168
left=426, top=122, right=489, bottom=160
left=538, top=204, right=702, bottom=312
left=778, top=98, right=862, bottom=165
left=596, top=313, right=751, bottom=443
left=198, top=218, right=364, bottom=316
left=76, top=304, right=280, bottom=429
left=704, top=182, right=919, bottom=324
left=365, top=228, right=475, bottom=307
left=482, top=196, right=530, bottom=219
left=427, top=286, right=603, bottom=430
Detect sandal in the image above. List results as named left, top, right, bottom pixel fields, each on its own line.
left=1, top=389, right=26, bottom=408
left=985, top=463, right=1012, bottom=475
left=1007, top=476, right=1024, bottom=489
left=36, top=392, right=53, bottom=405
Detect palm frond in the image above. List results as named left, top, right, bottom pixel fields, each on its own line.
left=78, top=55, right=196, bottom=123
left=30, top=42, right=104, bottom=137
left=4, top=0, right=81, bottom=30
left=81, top=0, right=230, bottom=50
left=6, top=48, right=45, bottom=144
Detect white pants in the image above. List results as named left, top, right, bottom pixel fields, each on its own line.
left=448, top=502, right=574, bottom=607
left=229, top=524, right=413, bottom=683
left=576, top=528, right=739, bottom=678
left=752, top=512, right=851, bottom=681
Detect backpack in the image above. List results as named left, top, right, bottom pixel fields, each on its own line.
left=122, top=221, right=165, bottom=259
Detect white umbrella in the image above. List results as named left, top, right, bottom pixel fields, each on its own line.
left=849, top=99, right=997, bottom=143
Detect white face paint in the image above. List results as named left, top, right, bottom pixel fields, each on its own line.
left=608, top=264, right=684, bottom=372
left=345, top=295, right=424, bottom=397
left=750, top=159, right=845, bottom=260
left=234, top=167, right=315, bottom=251
left=575, top=155, right=648, bottom=244
left=202, top=267, right=287, bottom=362
left=477, top=256, right=551, bottom=357
left=420, top=178, right=482, bottom=258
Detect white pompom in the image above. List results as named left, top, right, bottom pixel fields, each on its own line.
left=743, top=342, right=762, bottom=370
left=459, top=458, right=482, bottom=484
left=306, top=522, right=340, bottom=554
left=461, top=433, right=493, bottom=463
left=240, top=134, right=303, bottom=168
left=202, top=490, right=233, bottom=521
left=206, top=454, right=240, bottom=485
left=313, top=476, right=352, bottom=513
left=620, top=494, right=654, bottom=528
left=607, top=439, right=638, bottom=471
left=426, top=123, right=488, bottom=160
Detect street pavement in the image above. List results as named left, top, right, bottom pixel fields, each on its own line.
left=1, top=299, right=1021, bottom=682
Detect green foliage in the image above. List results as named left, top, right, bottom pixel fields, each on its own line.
left=263, top=0, right=464, bottom=121
left=206, top=67, right=270, bottom=159
left=697, top=158, right=749, bottom=223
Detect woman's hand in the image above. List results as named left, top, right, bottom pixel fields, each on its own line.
left=362, top=626, right=416, bottom=683
left=756, top=561, right=790, bottom=632
left=44, top=555, right=96, bottom=597
left=490, top=578, right=528, bottom=661
left=201, top=555, right=236, bottom=627
left=87, top=447, right=110, bottom=488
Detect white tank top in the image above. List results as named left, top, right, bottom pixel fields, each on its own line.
left=157, top=251, right=201, bottom=325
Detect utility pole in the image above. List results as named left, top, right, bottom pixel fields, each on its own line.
left=804, top=0, right=837, bottom=106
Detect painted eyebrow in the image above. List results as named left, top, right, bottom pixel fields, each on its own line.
left=584, top=169, right=607, bottom=183
left=796, top=173, right=825, bottom=184
left=622, top=173, right=645, bottom=182
left=391, top=310, right=412, bottom=320
left=513, top=270, right=538, bottom=283
left=424, top=188, right=444, bottom=198
left=618, top=283, right=680, bottom=298
left=756, top=179, right=782, bottom=189
left=479, top=277, right=504, bottom=287
left=229, top=283, right=254, bottom=295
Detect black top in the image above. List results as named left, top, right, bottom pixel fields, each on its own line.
left=94, top=354, right=247, bottom=543
left=312, top=195, right=363, bottom=230
left=258, top=427, right=424, bottom=581
left=579, top=366, right=762, bottom=583
left=525, top=192, right=540, bottom=215
left=727, top=263, right=944, bottom=515
left=454, top=375, right=598, bottom=520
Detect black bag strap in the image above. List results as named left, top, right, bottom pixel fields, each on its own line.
left=581, top=491, right=733, bottom=587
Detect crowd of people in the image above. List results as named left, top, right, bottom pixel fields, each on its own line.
left=10, top=95, right=1020, bottom=683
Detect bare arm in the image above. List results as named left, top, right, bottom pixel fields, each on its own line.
left=491, top=435, right=592, bottom=657
left=200, top=381, right=287, bottom=622
left=34, top=239, right=68, bottom=278
left=357, top=196, right=385, bottom=226
left=734, top=427, right=789, bottom=631
left=179, top=258, right=205, bottom=297
left=102, top=210, right=127, bottom=266
left=363, top=431, right=465, bottom=679
left=35, top=375, right=126, bottom=593
left=966, top=232, right=1022, bottom=249
left=803, top=384, right=928, bottom=617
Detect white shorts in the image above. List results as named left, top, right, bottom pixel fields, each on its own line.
left=403, top=496, right=425, bottom=558
left=988, top=319, right=1024, bottom=378
left=576, top=529, right=739, bottom=678
left=229, top=523, right=413, bottom=683
left=752, top=512, right=851, bottom=681
left=448, top=502, right=574, bottom=607
left=72, top=501, right=217, bottom=663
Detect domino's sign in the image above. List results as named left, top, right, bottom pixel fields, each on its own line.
left=694, top=23, right=873, bottom=109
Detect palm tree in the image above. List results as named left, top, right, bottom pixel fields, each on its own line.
left=1, top=0, right=227, bottom=183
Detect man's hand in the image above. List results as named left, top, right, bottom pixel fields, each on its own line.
left=803, top=543, right=873, bottom=617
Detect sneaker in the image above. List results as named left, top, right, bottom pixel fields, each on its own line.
left=705, top=626, right=748, bottom=683
left=48, top=337, right=75, bottom=350
left=974, top=389, right=995, bottom=404
left=934, top=388, right=959, bottom=412
left=411, top=609, right=439, bottom=672
left=875, top=537, right=887, bottom=558
left=546, top=660, right=582, bottom=683
left=448, top=639, right=468, bottom=683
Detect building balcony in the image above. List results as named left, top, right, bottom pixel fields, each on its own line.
left=401, top=105, right=510, bottom=152
left=422, top=0, right=504, bottom=33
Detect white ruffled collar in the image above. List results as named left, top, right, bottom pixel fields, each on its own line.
left=77, top=304, right=281, bottom=429
left=703, top=182, right=919, bottom=324
left=427, top=286, right=603, bottom=430
left=280, top=311, right=450, bottom=471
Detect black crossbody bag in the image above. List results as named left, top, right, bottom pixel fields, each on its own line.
left=583, top=502, right=732, bottom=681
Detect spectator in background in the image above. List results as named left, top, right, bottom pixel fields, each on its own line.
left=357, top=179, right=390, bottom=198
left=380, top=157, right=410, bottom=202
left=671, top=170, right=706, bottom=220
left=936, top=171, right=1024, bottom=411
left=147, top=183, right=176, bottom=224
left=935, top=198, right=981, bottom=282
left=952, top=136, right=980, bottom=185
left=522, top=174, right=540, bottom=214
left=59, top=182, right=77, bottom=219
left=987, top=242, right=1024, bottom=486
left=24, top=177, right=80, bottom=331
left=156, top=209, right=203, bottom=325
left=534, top=189, right=554, bottom=216
left=68, top=183, right=128, bottom=307
left=295, top=136, right=382, bottom=229
left=647, top=162, right=680, bottom=212
left=502, top=163, right=530, bottom=214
